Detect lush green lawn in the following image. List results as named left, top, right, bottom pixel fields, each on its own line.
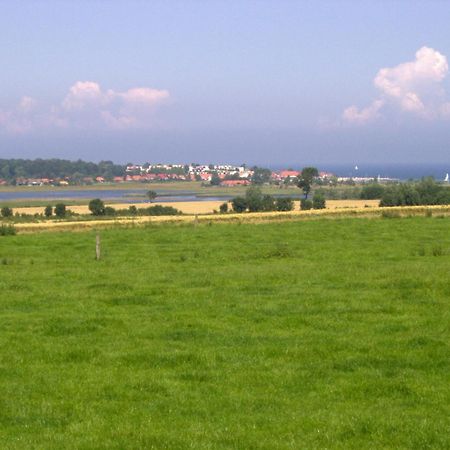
left=0, top=217, right=449, bottom=449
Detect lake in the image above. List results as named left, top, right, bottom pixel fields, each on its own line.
left=0, top=188, right=231, bottom=203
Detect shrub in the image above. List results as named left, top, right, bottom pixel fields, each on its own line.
left=219, top=202, right=228, bottom=213
left=104, top=206, right=116, bottom=216
left=276, top=197, right=294, bottom=211
left=312, top=193, right=326, bottom=209
left=380, top=178, right=450, bottom=207
left=245, top=186, right=264, bottom=212
left=89, top=198, right=106, bottom=216
left=137, top=205, right=181, bottom=216
left=128, top=205, right=138, bottom=215
left=231, top=197, right=247, bottom=213
left=360, top=184, right=385, bottom=199
left=0, top=224, right=16, bottom=235
left=54, top=203, right=66, bottom=218
left=300, top=199, right=312, bottom=210
left=260, top=195, right=275, bottom=211
left=44, top=205, right=53, bottom=217
left=1, top=206, right=13, bottom=218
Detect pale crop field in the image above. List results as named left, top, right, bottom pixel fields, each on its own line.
left=12, top=199, right=380, bottom=216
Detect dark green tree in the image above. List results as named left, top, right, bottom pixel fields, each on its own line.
left=261, top=194, right=276, bottom=211
left=360, top=184, right=385, bottom=199
left=146, top=190, right=157, bottom=202
left=297, top=167, right=319, bottom=199
left=1, top=206, right=13, bottom=218
left=219, top=202, right=229, bottom=213
left=231, top=197, right=247, bottom=213
left=245, top=186, right=264, bottom=212
left=54, top=203, right=66, bottom=218
left=251, top=167, right=272, bottom=185
left=88, top=198, right=106, bottom=216
left=210, top=173, right=221, bottom=186
left=44, top=205, right=53, bottom=217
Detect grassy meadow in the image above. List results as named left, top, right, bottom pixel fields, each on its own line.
left=0, top=217, right=449, bottom=448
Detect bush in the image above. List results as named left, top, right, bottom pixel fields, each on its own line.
left=1, top=206, right=13, bottom=218
left=312, top=193, right=326, bottom=209
left=275, top=197, right=294, bottom=211
left=300, top=199, right=312, bottom=210
left=0, top=224, right=16, bottom=235
left=231, top=197, right=247, bottom=213
left=54, top=203, right=66, bottom=218
left=380, top=178, right=450, bottom=207
left=360, top=184, right=385, bottom=199
left=137, top=205, right=181, bottom=216
left=245, top=186, right=264, bottom=212
left=104, top=206, right=116, bottom=216
left=128, top=205, right=138, bottom=215
left=262, top=195, right=276, bottom=211
left=89, top=198, right=106, bottom=216
left=44, top=205, right=53, bottom=217
left=219, top=202, right=228, bottom=213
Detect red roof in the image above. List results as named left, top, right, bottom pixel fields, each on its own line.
left=279, top=170, right=300, bottom=178
left=220, top=180, right=250, bottom=186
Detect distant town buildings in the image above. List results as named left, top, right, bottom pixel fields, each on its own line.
left=2, top=160, right=409, bottom=187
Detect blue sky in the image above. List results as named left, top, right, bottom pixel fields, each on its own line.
left=1, top=1, right=450, bottom=166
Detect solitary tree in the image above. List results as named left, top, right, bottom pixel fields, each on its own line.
left=88, top=198, right=106, bottom=216
left=146, top=190, right=157, bottom=202
left=297, top=167, right=319, bottom=199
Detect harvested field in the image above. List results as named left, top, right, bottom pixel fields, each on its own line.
left=13, top=199, right=380, bottom=216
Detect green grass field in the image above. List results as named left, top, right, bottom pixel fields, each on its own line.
left=0, top=217, right=449, bottom=449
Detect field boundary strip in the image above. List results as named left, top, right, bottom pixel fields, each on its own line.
left=11, top=204, right=450, bottom=233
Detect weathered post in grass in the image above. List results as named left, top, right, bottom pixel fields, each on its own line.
left=96, top=233, right=101, bottom=260
left=194, top=214, right=198, bottom=226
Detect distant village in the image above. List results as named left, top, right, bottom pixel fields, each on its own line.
left=0, top=161, right=394, bottom=187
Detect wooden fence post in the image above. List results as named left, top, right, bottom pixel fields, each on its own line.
left=96, top=233, right=101, bottom=260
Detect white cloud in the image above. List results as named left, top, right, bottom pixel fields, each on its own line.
left=0, top=81, right=169, bottom=133
left=342, top=46, right=450, bottom=125
left=342, top=99, right=384, bottom=125
left=18, top=96, right=37, bottom=113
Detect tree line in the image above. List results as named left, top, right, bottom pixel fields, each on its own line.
left=358, top=178, right=450, bottom=206
left=221, top=185, right=326, bottom=213
left=0, top=158, right=125, bottom=182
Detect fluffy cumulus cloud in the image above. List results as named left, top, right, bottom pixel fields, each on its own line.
left=342, top=46, right=450, bottom=125
left=0, top=81, right=169, bottom=133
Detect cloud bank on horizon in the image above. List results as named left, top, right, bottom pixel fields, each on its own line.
left=0, top=81, right=169, bottom=133
left=342, top=46, right=450, bottom=125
